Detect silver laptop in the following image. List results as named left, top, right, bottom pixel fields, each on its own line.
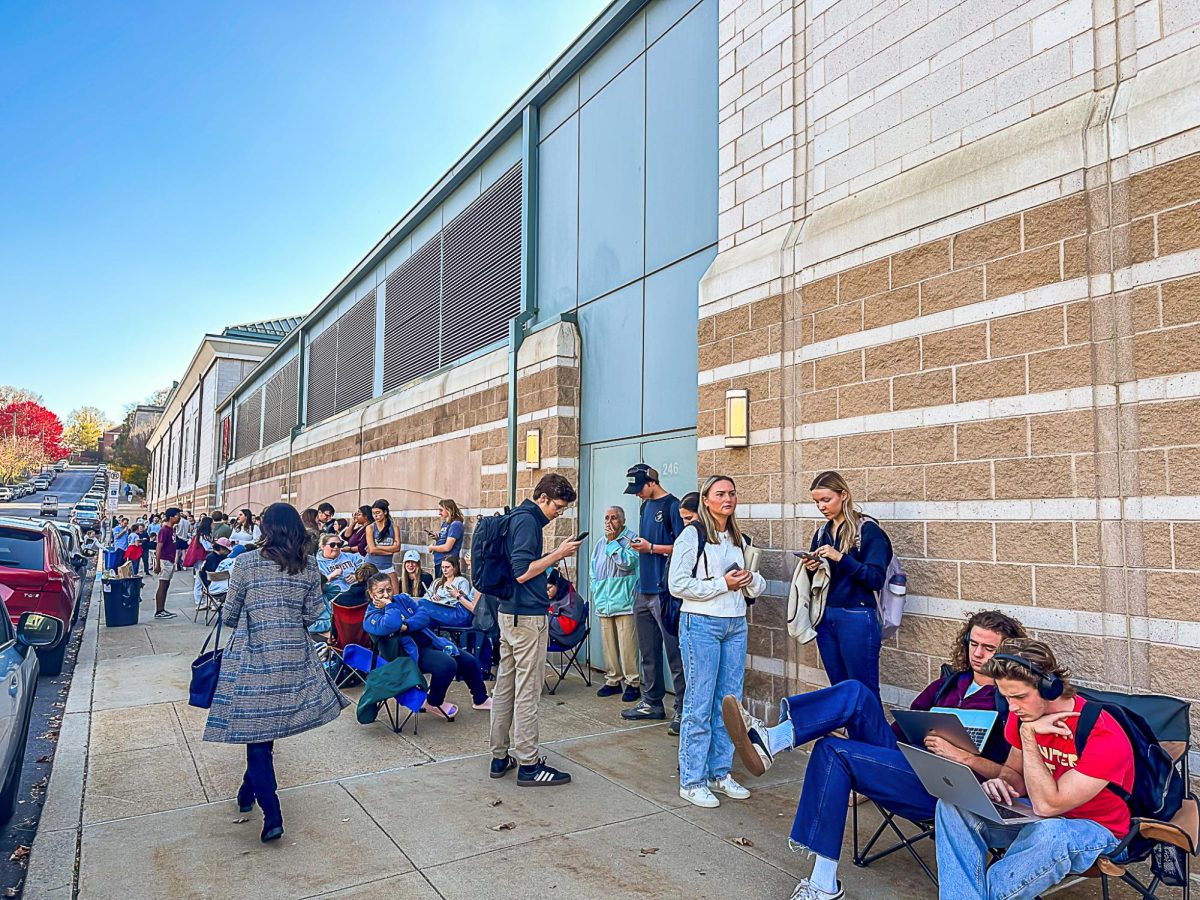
left=892, top=708, right=996, bottom=754
left=899, top=743, right=1043, bottom=825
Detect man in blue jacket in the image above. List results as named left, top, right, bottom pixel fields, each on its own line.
left=489, top=473, right=582, bottom=787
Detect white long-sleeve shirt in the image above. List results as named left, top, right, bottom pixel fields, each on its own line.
left=668, top=524, right=765, bottom=618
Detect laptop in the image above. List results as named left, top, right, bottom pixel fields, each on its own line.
left=899, top=743, right=1043, bottom=825
left=892, top=708, right=998, bottom=754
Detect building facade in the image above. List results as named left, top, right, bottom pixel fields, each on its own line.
left=152, top=0, right=1200, bottom=735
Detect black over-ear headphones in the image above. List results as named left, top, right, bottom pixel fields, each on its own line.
left=991, top=653, right=1064, bottom=700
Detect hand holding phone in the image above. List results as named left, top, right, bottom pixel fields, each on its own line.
left=793, top=550, right=821, bottom=561
left=573, top=531, right=590, bottom=543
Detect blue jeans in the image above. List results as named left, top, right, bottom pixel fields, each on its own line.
left=786, top=680, right=934, bottom=857
left=935, top=801, right=1120, bottom=900
left=815, top=607, right=881, bottom=698
left=421, top=600, right=474, bottom=630
left=678, top=612, right=747, bottom=789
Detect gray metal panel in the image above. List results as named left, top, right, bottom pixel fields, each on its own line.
left=647, top=0, right=702, bottom=43
left=215, top=359, right=244, bottom=405
left=642, top=247, right=712, bottom=434
left=536, top=114, right=580, bottom=321
left=579, top=10, right=646, bottom=103
left=540, top=75, right=579, bottom=140
left=579, top=281, right=644, bottom=444
left=410, top=208, right=442, bottom=251
left=481, top=131, right=522, bottom=189
left=645, top=0, right=718, bottom=273
left=578, top=56, right=646, bottom=304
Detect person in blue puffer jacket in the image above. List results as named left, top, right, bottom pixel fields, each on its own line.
left=362, top=573, right=491, bottom=721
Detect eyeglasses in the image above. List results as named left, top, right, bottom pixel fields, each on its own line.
left=550, top=500, right=570, bottom=513
left=328, top=542, right=343, bottom=548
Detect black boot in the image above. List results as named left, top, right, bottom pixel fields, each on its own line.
left=236, top=774, right=256, bottom=814
left=246, top=742, right=283, bottom=842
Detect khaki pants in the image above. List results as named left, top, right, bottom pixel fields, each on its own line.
left=598, top=613, right=640, bottom=688
left=489, top=613, right=548, bottom=766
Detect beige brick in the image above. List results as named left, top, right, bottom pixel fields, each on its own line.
left=994, top=456, right=1075, bottom=499
left=1023, top=194, right=1088, bottom=248
left=1130, top=216, right=1156, bottom=263
left=799, top=438, right=838, bottom=470
left=1175, top=523, right=1200, bottom=568
left=893, top=425, right=955, bottom=465
left=1132, top=323, right=1200, bottom=379
left=1161, top=275, right=1200, bottom=327
left=750, top=295, right=784, bottom=329
left=837, top=379, right=891, bottom=417
left=864, top=338, right=920, bottom=380
left=1157, top=201, right=1200, bottom=255
left=892, top=369, right=953, bottom=410
left=904, top=558, right=959, bottom=598
left=1037, top=565, right=1104, bottom=611
left=863, top=286, right=920, bottom=329
left=960, top=562, right=1033, bottom=605
left=1075, top=522, right=1100, bottom=566
left=699, top=338, right=733, bottom=371
left=926, top=462, right=993, bottom=500
left=887, top=521, right=926, bottom=558
left=893, top=239, right=951, bottom=287
left=990, top=306, right=1066, bottom=358
left=921, top=267, right=985, bottom=315
left=1130, top=153, right=1200, bottom=217
left=926, top=521, right=993, bottom=561
left=750, top=397, right=782, bottom=431
left=839, top=258, right=891, bottom=301
left=1148, top=645, right=1200, bottom=698
left=1125, top=286, right=1160, bottom=333
left=1136, top=399, right=1200, bottom=447
left=1030, top=410, right=1095, bottom=455
left=866, top=465, right=924, bottom=500
left=880, top=648, right=934, bottom=692
left=802, top=275, right=838, bottom=314
left=1146, top=571, right=1200, bottom=621
left=922, top=323, right=988, bottom=369
left=996, top=522, right=1075, bottom=565
left=1064, top=236, right=1088, bottom=282
left=957, top=418, right=1027, bottom=460
left=732, top=326, right=774, bottom=364
left=986, top=245, right=1062, bottom=299
left=953, top=216, right=1022, bottom=267
left=1066, top=301, right=1092, bottom=344
left=750, top=443, right=782, bottom=474
left=897, top=614, right=961, bottom=656
left=812, top=301, right=863, bottom=342
left=838, top=432, right=892, bottom=468
left=813, top=350, right=862, bottom=388
left=1168, top=447, right=1200, bottom=494
left=1027, top=344, right=1093, bottom=392
left=802, top=387, right=839, bottom=422
left=954, top=356, right=1026, bottom=403
left=715, top=304, right=751, bottom=336
left=1125, top=521, right=1173, bottom=569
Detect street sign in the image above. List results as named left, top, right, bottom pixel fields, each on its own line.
left=106, top=473, right=121, bottom=513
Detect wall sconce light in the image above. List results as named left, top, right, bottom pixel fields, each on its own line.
left=725, top=389, right=749, bottom=448
left=525, top=428, right=542, bottom=468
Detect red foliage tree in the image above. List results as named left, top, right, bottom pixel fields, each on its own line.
left=0, top=401, right=68, bottom=460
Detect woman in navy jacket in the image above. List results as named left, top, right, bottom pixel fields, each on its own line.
left=361, top=574, right=491, bottom=720
left=803, top=471, right=892, bottom=699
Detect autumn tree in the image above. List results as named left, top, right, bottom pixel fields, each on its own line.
left=0, top=400, right=67, bottom=461
left=0, top=385, right=43, bottom=407
left=63, top=406, right=108, bottom=456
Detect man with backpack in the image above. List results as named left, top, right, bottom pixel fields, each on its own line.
left=722, top=610, right=1027, bottom=900
left=622, top=464, right=687, bottom=734
left=934, top=639, right=1136, bottom=900
left=481, top=474, right=583, bottom=787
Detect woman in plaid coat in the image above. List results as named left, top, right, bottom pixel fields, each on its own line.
left=204, top=502, right=349, bottom=843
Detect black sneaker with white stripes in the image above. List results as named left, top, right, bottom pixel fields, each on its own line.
left=154, top=610, right=177, bottom=620
left=516, top=758, right=571, bottom=787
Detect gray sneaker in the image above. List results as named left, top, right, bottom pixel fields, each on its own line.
left=668, top=711, right=682, bottom=735
left=621, top=700, right=666, bottom=721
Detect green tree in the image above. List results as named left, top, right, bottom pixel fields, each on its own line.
left=64, top=406, right=108, bottom=455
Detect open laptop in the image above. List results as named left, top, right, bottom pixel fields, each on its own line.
left=892, top=708, right=998, bottom=754
left=899, top=743, right=1043, bottom=825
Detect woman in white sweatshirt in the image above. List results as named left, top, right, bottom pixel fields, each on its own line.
left=668, top=474, right=766, bottom=809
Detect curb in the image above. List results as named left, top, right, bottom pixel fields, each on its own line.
left=24, top=569, right=103, bottom=899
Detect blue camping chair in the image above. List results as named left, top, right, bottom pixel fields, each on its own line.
left=341, top=643, right=427, bottom=735
left=545, top=599, right=592, bottom=694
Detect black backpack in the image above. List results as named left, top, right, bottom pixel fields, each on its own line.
left=470, top=507, right=525, bottom=601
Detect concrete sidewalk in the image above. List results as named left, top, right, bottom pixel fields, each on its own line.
left=24, top=570, right=1121, bottom=900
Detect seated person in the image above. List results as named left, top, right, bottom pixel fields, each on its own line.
left=934, top=639, right=1134, bottom=900
left=419, top=555, right=477, bottom=629
left=82, top=530, right=100, bottom=556
left=724, top=610, right=1027, bottom=900
left=361, top=573, right=491, bottom=719
left=398, top=550, right=432, bottom=597
left=316, top=533, right=363, bottom=594
left=195, top=538, right=232, bottom=608
left=335, top=562, right=377, bottom=608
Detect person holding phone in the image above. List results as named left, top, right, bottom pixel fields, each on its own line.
left=428, top=499, right=465, bottom=572
left=365, top=498, right=401, bottom=595
left=316, top=533, right=363, bottom=594
left=667, top=475, right=765, bottom=808
left=420, top=555, right=477, bottom=628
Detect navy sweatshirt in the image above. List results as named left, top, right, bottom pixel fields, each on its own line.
left=502, top=499, right=551, bottom=618
left=809, top=518, right=891, bottom=609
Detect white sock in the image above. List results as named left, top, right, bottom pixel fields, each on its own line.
left=767, top=721, right=794, bottom=756
left=809, top=855, right=839, bottom=894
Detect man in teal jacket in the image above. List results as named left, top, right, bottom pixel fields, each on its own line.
left=591, top=505, right=641, bottom=702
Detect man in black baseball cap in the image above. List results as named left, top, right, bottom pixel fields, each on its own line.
left=621, top=463, right=687, bottom=733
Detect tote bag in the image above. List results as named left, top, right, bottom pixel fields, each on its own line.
left=182, top=536, right=206, bottom=568
left=189, top=614, right=226, bottom=708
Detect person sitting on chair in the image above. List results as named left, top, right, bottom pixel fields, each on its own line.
left=419, top=555, right=478, bottom=629
left=361, top=573, right=491, bottom=719
left=723, top=609, right=1027, bottom=900
left=934, top=639, right=1135, bottom=900
left=316, top=533, right=362, bottom=595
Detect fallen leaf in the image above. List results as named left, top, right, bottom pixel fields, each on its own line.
left=488, top=798, right=502, bottom=807
left=341, top=817, right=350, bottom=823
left=638, top=847, right=659, bottom=857
left=36, top=756, right=50, bottom=764
left=490, top=821, right=517, bottom=831
left=232, top=817, right=249, bottom=824
left=732, top=837, right=754, bottom=847
left=9, top=845, right=29, bottom=863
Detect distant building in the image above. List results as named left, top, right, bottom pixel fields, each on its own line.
left=130, top=405, right=162, bottom=439
left=99, top=428, right=122, bottom=455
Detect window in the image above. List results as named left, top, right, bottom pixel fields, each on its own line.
left=0, top=527, right=45, bottom=571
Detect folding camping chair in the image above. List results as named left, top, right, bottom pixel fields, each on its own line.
left=1073, top=687, right=1197, bottom=900
left=329, top=600, right=371, bottom=688
left=545, top=599, right=592, bottom=694
left=195, top=570, right=229, bottom=626
left=341, top=643, right=426, bottom=735
left=851, top=795, right=936, bottom=884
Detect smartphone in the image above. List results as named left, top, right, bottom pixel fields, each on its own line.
left=793, top=550, right=821, bottom=561
left=725, top=563, right=744, bottom=574
left=573, top=531, right=590, bottom=543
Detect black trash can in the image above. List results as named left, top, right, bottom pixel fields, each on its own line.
left=102, top=577, right=143, bottom=627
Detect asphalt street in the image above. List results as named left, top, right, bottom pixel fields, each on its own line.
left=0, top=466, right=103, bottom=896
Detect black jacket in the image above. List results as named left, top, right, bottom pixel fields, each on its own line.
left=500, top=499, right=550, bottom=618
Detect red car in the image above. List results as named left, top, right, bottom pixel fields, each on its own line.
left=0, top=516, right=79, bottom=675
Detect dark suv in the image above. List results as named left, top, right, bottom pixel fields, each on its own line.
left=0, top=517, right=79, bottom=675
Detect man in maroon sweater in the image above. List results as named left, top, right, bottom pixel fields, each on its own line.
left=152, top=507, right=181, bottom=619
left=723, top=610, right=1027, bottom=900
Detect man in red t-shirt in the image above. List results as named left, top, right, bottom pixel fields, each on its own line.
left=934, top=639, right=1134, bottom=899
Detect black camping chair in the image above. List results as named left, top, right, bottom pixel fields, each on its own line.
left=1074, top=688, right=1197, bottom=900
left=545, top=598, right=592, bottom=694
left=851, top=794, right=936, bottom=884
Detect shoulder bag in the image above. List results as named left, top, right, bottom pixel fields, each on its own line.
left=189, top=614, right=227, bottom=709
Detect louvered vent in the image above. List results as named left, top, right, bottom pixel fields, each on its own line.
left=442, top=163, right=522, bottom=361
left=261, top=355, right=299, bottom=446
left=234, top=389, right=262, bottom=459
left=383, top=237, right=442, bottom=391
left=306, top=324, right=338, bottom=425
left=277, top=357, right=299, bottom=437
left=334, top=292, right=376, bottom=414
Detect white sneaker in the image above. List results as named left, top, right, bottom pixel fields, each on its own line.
left=722, top=695, right=774, bottom=776
left=707, top=774, right=751, bottom=800
left=679, top=784, right=720, bottom=808
left=789, top=879, right=844, bottom=900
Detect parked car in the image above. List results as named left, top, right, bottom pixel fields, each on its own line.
left=53, top=460, right=66, bottom=472
left=31, top=479, right=49, bottom=492
left=0, top=488, right=11, bottom=503
left=0, top=586, right=62, bottom=824
left=0, top=517, right=78, bottom=676
left=40, top=495, right=59, bottom=518
left=71, top=501, right=102, bottom=534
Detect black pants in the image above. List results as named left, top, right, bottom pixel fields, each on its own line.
left=239, top=741, right=280, bottom=825
left=418, top=646, right=488, bottom=706
left=633, top=591, right=685, bottom=713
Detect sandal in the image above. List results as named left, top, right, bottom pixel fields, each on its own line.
left=423, top=702, right=457, bottom=721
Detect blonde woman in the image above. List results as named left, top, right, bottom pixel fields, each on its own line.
left=667, top=475, right=765, bottom=809
left=428, top=498, right=465, bottom=572
left=803, top=470, right=892, bottom=699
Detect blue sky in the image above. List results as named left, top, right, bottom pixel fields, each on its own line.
left=0, top=0, right=608, bottom=425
